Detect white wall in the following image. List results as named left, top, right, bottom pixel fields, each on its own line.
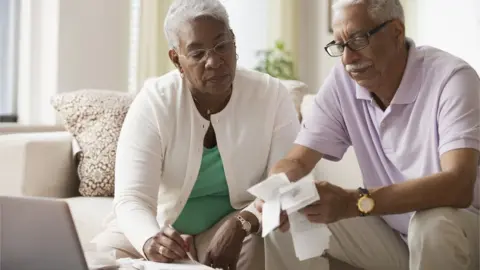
left=298, top=0, right=339, bottom=93
left=17, top=0, right=131, bottom=125
left=411, top=0, right=480, bottom=73
left=222, top=0, right=269, bottom=69
left=57, top=0, right=130, bottom=94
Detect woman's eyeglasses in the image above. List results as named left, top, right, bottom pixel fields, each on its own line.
left=179, top=40, right=235, bottom=64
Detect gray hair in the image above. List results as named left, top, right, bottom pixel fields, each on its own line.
left=164, top=0, right=231, bottom=49
left=332, top=0, right=405, bottom=25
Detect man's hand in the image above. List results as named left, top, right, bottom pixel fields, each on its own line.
left=143, top=226, right=188, bottom=263
left=254, top=199, right=290, bottom=232
left=301, top=181, right=357, bottom=223
left=202, top=217, right=246, bottom=270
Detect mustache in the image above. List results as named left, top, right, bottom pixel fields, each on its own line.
left=345, top=62, right=372, bottom=72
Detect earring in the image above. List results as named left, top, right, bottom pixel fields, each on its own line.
left=236, top=54, right=239, bottom=60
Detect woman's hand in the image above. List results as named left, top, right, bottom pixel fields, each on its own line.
left=181, top=234, right=198, bottom=261
left=254, top=199, right=290, bottom=232
left=202, top=217, right=246, bottom=270
left=143, top=226, right=189, bottom=263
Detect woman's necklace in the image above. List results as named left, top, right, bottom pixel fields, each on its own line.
left=192, top=96, right=212, bottom=117
left=192, top=91, right=232, bottom=118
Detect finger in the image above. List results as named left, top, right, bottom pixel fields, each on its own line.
left=159, top=235, right=186, bottom=259
left=181, top=235, right=197, bottom=260
left=254, top=199, right=264, bottom=213
left=279, top=212, right=288, bottom=226
left=302, top=203, right=323, bottom=215
left=306, top=214, right=326, bottom=224
left=163, top=226, right=187, bottom=254
left=157, top=244, right=182, bottom=260
left=149, top=254, right=172, bottom=263
left=279, top=220, right=290, bottom=232
left=164, top=226, right=188, bottom=249
left=147, top=246, right=173, bottom=263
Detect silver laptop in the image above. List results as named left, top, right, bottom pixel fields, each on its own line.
left=0, top=196, right=89, bottom=270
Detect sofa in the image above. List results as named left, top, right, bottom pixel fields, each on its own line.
left=0, top=92, right=363, bottom=269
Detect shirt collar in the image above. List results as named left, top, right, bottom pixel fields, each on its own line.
left=355, top=38, right=423, bottom=105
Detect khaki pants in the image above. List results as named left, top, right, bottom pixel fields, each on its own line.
left=265, top=207, right=479, bottom=270
left=94, top=211, right=264, bottom=270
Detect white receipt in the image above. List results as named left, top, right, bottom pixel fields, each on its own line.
left=247, top=173, right=290, bottom=236
left=247, top=173, right=290, bottom=201
left=279, top=177, right=319, bottom=214
left=139, top=260, right=219, bottom=270
left=247, top=173, right=332, bottom=261
left=260, top=196, right=281, bottom=237
left=288, top=211, right=332, bottom=261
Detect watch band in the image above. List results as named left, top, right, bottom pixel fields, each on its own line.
left=235, top=215, right=252, bottom=235
left=358, top=187, right=370, bottom=197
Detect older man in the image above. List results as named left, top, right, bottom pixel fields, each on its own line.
left=259, top=0, right=480, bottom=270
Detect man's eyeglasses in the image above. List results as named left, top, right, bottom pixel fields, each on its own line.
left=178, top=40, right=235, bottom=64
left=324, top=20, right=393, bottom=57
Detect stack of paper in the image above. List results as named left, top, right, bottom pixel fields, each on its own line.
left=141, top=260, right=218, bottom=270
left=247, top=173, right=332, bottom=261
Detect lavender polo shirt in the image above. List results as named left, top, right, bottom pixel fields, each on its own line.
left=296, top=40, right=480, bottom=235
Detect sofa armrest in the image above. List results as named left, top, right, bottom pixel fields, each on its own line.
left=0, top=132, right=79, bottom=198
left=0, top=124, right=65, bottom=135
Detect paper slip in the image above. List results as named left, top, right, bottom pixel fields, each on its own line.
left=247, top=173, right=290, bottom=236
left=248, top=173, right=331, bottom=261
left=139, top=260, right=219, bottom=270
left=247, top=173, right=321, bottom=237
left=279, top=177, right=319, bottom=214
left=247, top=173, right=290, bottom=201
left=260, top=196, right=282, bottom=237
left=289, top=211, right=332, bottom=261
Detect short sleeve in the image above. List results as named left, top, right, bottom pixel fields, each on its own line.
left=438, top=67, right=480, bottom=157
left=295, top=69, right=351, bottom=161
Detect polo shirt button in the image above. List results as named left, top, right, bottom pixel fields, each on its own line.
left=380, top=122, right=386, bottom=128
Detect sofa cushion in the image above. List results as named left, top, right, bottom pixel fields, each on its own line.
left=51, top=90, right=135, bottom=196
left=281, top=80, right=309, bottom=121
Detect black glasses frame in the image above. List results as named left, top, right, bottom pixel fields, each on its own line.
left=324, top=20, right=393, bottom=57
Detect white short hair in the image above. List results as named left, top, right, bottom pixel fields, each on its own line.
left=332, top=0, right=405, bottom=25
left=164, top=0, right=230, bottom=49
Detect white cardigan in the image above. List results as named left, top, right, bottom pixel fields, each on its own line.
left=112, top=67, right=300, bottom=256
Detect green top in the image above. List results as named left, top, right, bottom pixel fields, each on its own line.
left=172, top=146, right=235, bottom=235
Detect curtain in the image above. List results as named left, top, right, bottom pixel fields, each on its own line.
left=130, top=0, right=175, bottom=93
left=267, top=0, right=300, bottom=77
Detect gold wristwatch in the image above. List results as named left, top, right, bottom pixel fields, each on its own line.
left=357, top=187, right=375, bottom=216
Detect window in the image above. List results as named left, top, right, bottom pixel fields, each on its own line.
left=0, top=0, right=20, bottom=122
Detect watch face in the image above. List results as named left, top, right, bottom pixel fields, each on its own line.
left=358, top=197, right=374, bottom=213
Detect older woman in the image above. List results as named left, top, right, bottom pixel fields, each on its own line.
left=92, top=0, right=300, bottom=269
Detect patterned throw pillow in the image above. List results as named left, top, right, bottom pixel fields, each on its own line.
left=51, top=90, right=135, bottom=197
